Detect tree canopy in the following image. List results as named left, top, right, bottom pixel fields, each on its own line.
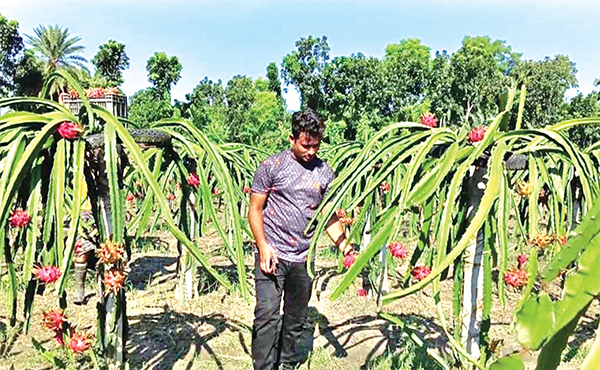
left=147, top=51, right=182, bottom=100
left=91, top=39, right=130, bottom=87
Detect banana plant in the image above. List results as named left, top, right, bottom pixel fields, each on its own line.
left=0, top=70, right=249, bottom=368
left=307, top=86, right=600, bottom=368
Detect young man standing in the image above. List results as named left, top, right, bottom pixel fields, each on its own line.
left=248, top=109, right=354, bottom=370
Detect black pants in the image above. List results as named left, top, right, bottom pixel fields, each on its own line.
left=252, top=253, right=312, bottom=370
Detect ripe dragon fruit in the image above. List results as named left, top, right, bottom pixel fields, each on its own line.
left=388, top=241, right=408, bottom=259
left=411, top=265, right=431, bottom=281
left=379, top=181, right=391, bottom=194
left=467, top=127, right=486, bottom=144
left=9, top=208, right=31, bottom=228
left=187, top=173, right=200, bottom=188
left=504, top=269, right=528, bottom=288
left=85, top=87, right=104, bottom=98
left=357, top=289, right=367, bottom=297
left=33, top=265, right=61, bottom=284
left=43, top=309, right=67, bottom=332
left=420, top=113, right=438, bottom=128
left=126, top=193, right=135, bottom=202
left=68, top=332, right=90, bottom=353
left=57, top=121, right=84, bottom=139
left=343, top=254, right=355, bottom=268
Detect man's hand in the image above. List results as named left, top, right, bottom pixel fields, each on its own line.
left=342, top=243, right=356, bottom=257
left=259, top=244, right=279, bottom=274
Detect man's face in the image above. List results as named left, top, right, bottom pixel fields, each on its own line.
left=290, top=132, right=321, bottom=163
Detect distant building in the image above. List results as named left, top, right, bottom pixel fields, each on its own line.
left=59, top=89, right=128, bottom=118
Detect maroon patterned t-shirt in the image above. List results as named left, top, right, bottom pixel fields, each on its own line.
left=251, top=149, right=335, bottom=263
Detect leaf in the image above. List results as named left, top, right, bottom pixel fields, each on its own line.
left=535, top=303, right=590, bottom=370
left=95, top=109, right=232, bottom=290
left=544, top=195, right=600, bottom=280
left=383, top=142, right=508, bottom=303
left=56, top=140, right=86, bottom=295
left=329, top=211, right=396, bottom=301
left=515, top=293, right=554, bottom=350
left=487, top=354, right=524, bottom=370
left=581, top=326, right=600, bottom=370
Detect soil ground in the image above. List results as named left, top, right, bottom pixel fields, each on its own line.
left=0, top=231, right=597, bottom=370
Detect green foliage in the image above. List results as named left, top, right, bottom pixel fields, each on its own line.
left=566, top=90, right=600, bottom=147
left=178, top=75, right=287, bottom=151
left=384, top=38, right=431, bottom=117
left=225, top=75, right=256, bottom=142
left=146, top=51, right=182, bottom=99
left=281, top=35, right=330, bottom=111
left=266, top=62, right=282, bottom=99
left=0, top=14, right=43, bottom=97
left=322, top=53, right=387, bottom=138
left=24, top=24, right=88, bottom=76
left=0, top=14, right=24, bottom=97
left=91, top=39, right=130, bottom=87
left=427, top=51, right=454, bottom=126
left=449, top=36, right=515, bottom=123
left=511, top=55, right=578, bottom=128
left=128, top=87, right=174, bottom=128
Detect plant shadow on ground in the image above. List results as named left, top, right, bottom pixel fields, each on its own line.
left=127, top=254, right=240, bottom=295
left=128, top=255, right=179, bottom=291
left=128, top=307, right=252, bottom=370
left=296, top=309, right=451, bottom=370
left=360, top=313, right=452, bottom=370
left=562, top=311, right=600, bottom=363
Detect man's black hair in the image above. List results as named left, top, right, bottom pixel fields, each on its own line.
left=291, top=108, right=325, bottom=139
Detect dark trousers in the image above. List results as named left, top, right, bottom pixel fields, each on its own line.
left=252, top=253, right=312, bottom=370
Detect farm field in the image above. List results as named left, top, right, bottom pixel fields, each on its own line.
left=2, top=230, right=596, bottom=370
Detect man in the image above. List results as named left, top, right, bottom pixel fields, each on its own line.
left=248, top=108, right=354, bottom=370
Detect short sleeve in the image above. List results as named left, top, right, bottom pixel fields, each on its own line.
left=321, top=164, right=336, bottom=198
left=251, top=159, right=273, bottom=195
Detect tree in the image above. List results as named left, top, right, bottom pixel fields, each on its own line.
left=566, top=90, right=600, bottom=148
left=225, top=75, right=256, bottom=143
left=25, top=24, right=88, bottom=75
left=128, top=87, right=174, bottom=128
left=450, top=36, right=518, bottom=123
left=0, top=14, right=43, bottom=97
left=0, top=14, right=23, bottom=96
left=183, top=77, right=228, bottom=142
left=13, top=49, right=44, bottom=96
left=266, top=62, right=282, bottom=99
left=91, top=40, right=130, bottom=87
left=146, top=52, right=182, bottom=100
left=427, top=50, right=455, bottom=126
left=281, top=35, right=330, bottom=111
left=511, top=55, right=578, bottom=128
left=321, top=53, right=387, bottom=138
left=383, top=38, right=431, bottom=118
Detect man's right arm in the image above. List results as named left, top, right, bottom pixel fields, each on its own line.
left=248, top=193, right=278, bottom=274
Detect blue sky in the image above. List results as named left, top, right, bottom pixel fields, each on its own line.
left=3, top=0, right=599, bottom=111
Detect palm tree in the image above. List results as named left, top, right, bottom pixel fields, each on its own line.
left=25, top=24, right=88, bottom=94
